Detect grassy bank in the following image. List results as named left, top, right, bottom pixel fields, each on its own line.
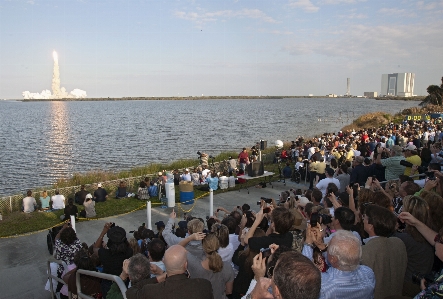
left=341, top=104, right=443, bottom=131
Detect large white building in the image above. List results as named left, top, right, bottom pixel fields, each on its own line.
left=381, top=73, right=415, bottom=97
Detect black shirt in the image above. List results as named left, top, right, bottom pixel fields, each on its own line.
left=94, top=188, right=107, bottom=202
left=98, top=247, right=133, bottom=275
left=75, top=189, right=88, bottom=205
left=248, top=232, right=293, bottom=250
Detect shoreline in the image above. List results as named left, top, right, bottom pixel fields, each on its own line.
left=17, top=95, right=418, bottom=101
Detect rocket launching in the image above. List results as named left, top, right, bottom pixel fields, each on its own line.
left=22, top=51, right=87, bottom=99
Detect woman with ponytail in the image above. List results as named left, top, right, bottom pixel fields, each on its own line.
left=179, top=232, right=235, bottom=299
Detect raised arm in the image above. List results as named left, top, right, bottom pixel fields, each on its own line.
left=398, top=212, right=439, bottom=246
left=93, top=222, right=111, bottom=255
left=178, top=232, right=205, bottom=247
left=244, top=209, right=264, bottom=245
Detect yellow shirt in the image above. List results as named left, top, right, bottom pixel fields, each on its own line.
left=404, top=155, right=422, bottom=176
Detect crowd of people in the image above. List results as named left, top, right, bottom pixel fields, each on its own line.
left=44, top=117, right=443, bottom=299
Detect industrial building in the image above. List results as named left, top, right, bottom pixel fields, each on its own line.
left=381, top=73, right=415, bottom=97
left=364, top=92, right=378, bottom=98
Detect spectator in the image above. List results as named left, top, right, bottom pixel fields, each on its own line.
left=81, top=194, right=96, bottom=218
left=93, top=223, right=133, bottom=298
left=40, top=190, right=50, bottom=210
left=393, top=181, right=421, bottom=216
left=74, top=185, right=88, bottom=205
left=148, top=181, right=158, bottom=197
left=222, top=216, right=241, bottom=252
left=403, top=144, right=422, bottom=176
left=147, top=239, right=166, bottom=278
left=94, top=183, right=108, bottom=202
left=333, top=164, right=350, bottom=193
left=211, top=224, right=234, bottom=263
left=315, top=167, right=340, bottom=197
left=350, top=156, right=371, bottom=186
left=181, top=169, right=191, bottom=181
left=394, top=196, right=434, bottom=297
left=191, top=168, right=201, bottom=186
left=374, top=145, right=406, bottom=181
left=51, top=190, right=66, bottom=210
left=323, top=206, right=362, bottom=244
left=282, top=163, right=292, bottom=179
left=361, top=204, right=407, bottom=299
left=246, top=251, right=321, bottom=299
left=54, top=223, right=83, bottom=277
left=61, top=198, right=78, bottom=221
left=116, top=181, right=127, bottom=198
left=137, top=181, right=150, bottom=200
left=302, top=229, right=375, bottom=298
left=126, top=245, right=213, bottom=299
left=398, top=211, right=443, bottom=299
left=245, top=207, right=295, bottom=249
left=22, top=190, right=37, bottom=213
left=181, top=233, right=235, bottom=299
left=238, top=148, right=249, bottom=171
left=162, top=209, right=205, bottom=259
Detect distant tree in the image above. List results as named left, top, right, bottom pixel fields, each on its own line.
left=420, top=76, right=443, bottom=106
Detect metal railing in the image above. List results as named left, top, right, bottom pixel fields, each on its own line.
left=47, top=257, right=71, bottom=299
left=76, top=269, right=127, bottom=299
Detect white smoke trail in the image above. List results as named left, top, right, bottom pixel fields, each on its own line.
left=22, top=50, right=87, bottom=99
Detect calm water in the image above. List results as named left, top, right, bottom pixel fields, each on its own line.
left=0, top=98, right=417, bottom=196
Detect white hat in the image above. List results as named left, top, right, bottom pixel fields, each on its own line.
left=158, top=172, right=163, bottom=176
left=97, top=183, right=102, bottom=188
left=185, top=168, right=189, bottom=172
left=404, top=144, right=417, bottom=151
left=297, top=196, right=310, bottom=207
left=85, top=193, right=93, bottom=199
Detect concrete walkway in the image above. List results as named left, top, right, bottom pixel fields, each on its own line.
left=0, top=178, right=307, bottom=299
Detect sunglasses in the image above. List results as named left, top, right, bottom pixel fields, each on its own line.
left=434, top=234, right=443, bottom=245
left=267, top=265, right=275, bottom=278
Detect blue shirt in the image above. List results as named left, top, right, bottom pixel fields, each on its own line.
left=148, top=185, right=158, bottom=197
left=320, top=265, right=375, bottom=299
left=206, top=177, right=219, bottom=190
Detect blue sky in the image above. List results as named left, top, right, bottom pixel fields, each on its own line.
left=0, top=0, right=442, bottom=98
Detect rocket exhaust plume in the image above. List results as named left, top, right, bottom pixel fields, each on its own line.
left=22, top=50, right=87, bottom=99
left=52, top=50, right=61, bottom=98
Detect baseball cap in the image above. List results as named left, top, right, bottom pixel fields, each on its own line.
left=297, top=196, right=310, bottom=207
left=185, top=168, right=189, bottom=172
left=158, top=172, right=163, bottom=176
left=178, top=221, right=188, bottom=230
left=155, top=221, right=165, bottom=229
left=97, top=183, right=102, bottom=188
left=85, top=193, right=92, bottom=199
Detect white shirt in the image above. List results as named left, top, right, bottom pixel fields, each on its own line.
left=315, top=177, right=340, bottom=197
left=51, top=194, right=66, bottom=210
left=23, top=196, right=37, bottom=213
left=229, top=234, right=240, bottom=251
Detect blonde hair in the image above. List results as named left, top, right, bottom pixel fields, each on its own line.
left=203, top=233, right=223, bottom=273
left=187, top=219, right=204, bottom=234
left=128, top=238, right=141, bottom=256
left=403, top=196, right=430, bottom=243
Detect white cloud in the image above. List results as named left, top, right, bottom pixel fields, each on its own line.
left=288, top=0, right=320, bottom=12
left=27, top=0, right=35, bottom=4
left=174, top=8, right=278, bottom=26
left=417, top=0, right=443, bottom=10
left=338, top=12, right=367, bottom=19
left=322, top=0, right=366, bottom=4
left=378, top=7, right=417, bottom=17
left=281, top=21, right=443, bottom=65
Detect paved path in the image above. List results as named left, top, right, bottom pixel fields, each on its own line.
left=0, top=178, right=306, bottom=298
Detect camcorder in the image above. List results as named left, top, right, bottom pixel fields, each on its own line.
left=260, top=247, right=272, bottom=258
left=411, top=271, right=434, bottom=287
left=399, top=160, right=427, bottom=173
left=257, top=197, right=273, bottom=204
left=310, top=212, right=333, bottom=227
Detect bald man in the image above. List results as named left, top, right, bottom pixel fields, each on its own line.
left=126, top=245, right=213, bottom=299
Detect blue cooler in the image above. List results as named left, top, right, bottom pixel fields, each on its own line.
left=180, top=191, right=194, bottom=205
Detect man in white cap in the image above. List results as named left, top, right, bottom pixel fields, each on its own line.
left=94, top=183, right=108, bottom=202
left=181, top=169, right=191, bottom=181
left=403, top=144, right=421, bottom=176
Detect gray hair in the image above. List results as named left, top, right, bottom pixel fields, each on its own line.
left=328, top=230, right=361, bottom=271
left=127, top=253, right=151, bottom=284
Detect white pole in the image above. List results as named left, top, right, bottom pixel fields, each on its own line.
left=259, top=150, right=262, bottom=162
left=209, top=189, right=214, bottom=216
left=147, top=201, right=152, bottom=229
left=10, top=197, right=12, bottom=212
left=70, top=215, right=76, bottom=232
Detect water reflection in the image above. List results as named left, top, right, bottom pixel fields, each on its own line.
left=46, top=101, right=72, bottom=180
